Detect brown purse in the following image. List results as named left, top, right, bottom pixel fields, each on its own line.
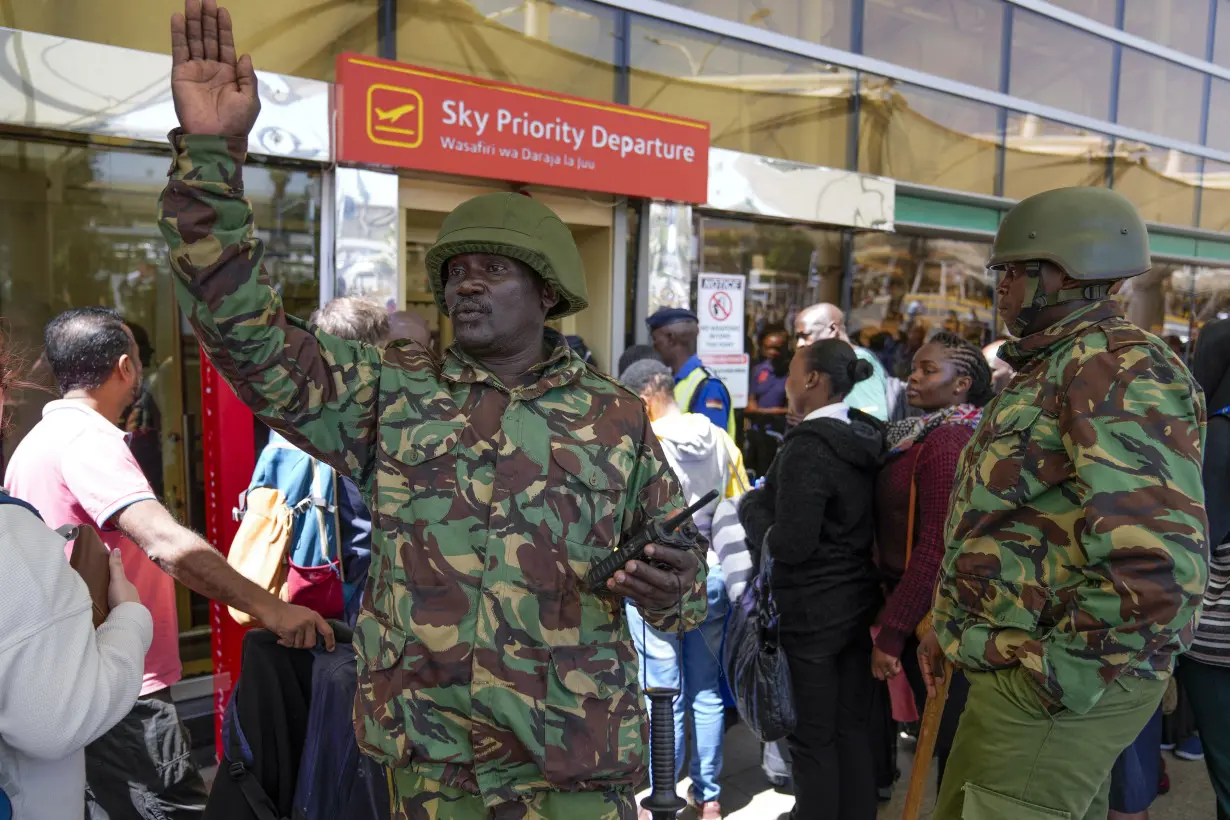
left=59, top=524, right=111, bottom=628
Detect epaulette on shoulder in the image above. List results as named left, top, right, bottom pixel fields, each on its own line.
left=581, top=361, right=641, bottom=400
left=382, top=339, right=441, bottom=371
left=1102, top=317, right=1155, bottom=352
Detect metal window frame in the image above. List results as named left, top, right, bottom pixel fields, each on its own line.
left=1006, top=0, right=1228, bottom=82
left=591, top=0, right=1230, bottom=164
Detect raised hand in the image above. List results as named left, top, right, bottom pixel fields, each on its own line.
left=170, top=0, right=260, bottom=137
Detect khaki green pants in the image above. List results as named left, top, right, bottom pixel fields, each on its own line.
left=934, top=665, right=1166, bottom=820
left=387, top=767, right=636, bottom=820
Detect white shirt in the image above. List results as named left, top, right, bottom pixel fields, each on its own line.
left=0, top=503, right=151, bottom=820
left=803, top=402, right=851, bottom=424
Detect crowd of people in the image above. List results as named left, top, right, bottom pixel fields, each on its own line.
left=0, top=4, right=1227, bottom=820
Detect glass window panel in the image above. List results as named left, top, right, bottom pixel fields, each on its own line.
left=851, top=233, right=996, bottom=378
left=1117, top=262, right=1199, bottom=347
left=0, top=136, right=320, bottom=668
left=1009, top=9, right=1114, bottom=120
left=1047, top=0, right=1119, bottom=26
left=396, top=0, right=617, bottom=101
left=1205, top=79, right=1230, bottom=153
left=655, top=0, right=853, bottom=51
left=0, top=0, right=379, bottom=82
left=699, top=217, right=844, bottom=330
left=863, top=0, right=1004, bottom=90
left=859, top=79, right=1000, bottom=195
left=1188, top=266, right=1230, bottom=336
left=1002, top=114, right=1111, bottom=200
left=1112, top=145, right=1200, bottom=226
left=1117, top=47, right=1205, bottom=145
left=1216, top=0, right=1230, bottom=66
left=629, top=18, right=850, bottom=169
left=1123, top=0, right=1211, bottom=60
left=1199, top=159, right=1230, bottom=231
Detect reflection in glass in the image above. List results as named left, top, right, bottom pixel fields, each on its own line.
left=646, top=203, right=695, bottom=315
left=0, top=0, right=379, bottom=82
left=0, top=137, right=321, bottom=666
left=1117, top=47, right=1204, bottom=145
left=1217, top=0, right=1230, bottom=67
left=1001, top=114, right=1111, bottom=200
left=851, top=233, right=995, bottom=379
left=859, top=78, right=1000, bottom=195
left=336, top=169, right=400, bottom=311
left=655, top=0, right=854, bottom=51
left=1009, top=9, right=1114, bottom=119
left=1123, top=0, right=1211, bottom=59
left=862, top=0, right=1003, bottom=90
left=1199, top=159, right=1230, bottom=232
left=1112, top=144, right=1200, bottom=226
left=1204, top=79, right=1230, bottom=154
left=699, top=216, right=843, bottom=337
left=396, top=0, right=618, bottom=101
left=629, top=18, right=851, bottom=169
left=1047, top=0, right=1119, bottom=26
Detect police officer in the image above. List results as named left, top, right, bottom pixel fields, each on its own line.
left=919, top=187, right=1208, bottom=819
left=647, top=307, right=735, bottom=437
left=160, top=3, right=706, bottom=817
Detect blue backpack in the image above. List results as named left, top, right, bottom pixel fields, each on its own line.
left=229, top=433, right=354, bottom=622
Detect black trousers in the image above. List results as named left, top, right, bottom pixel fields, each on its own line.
left=782, top=632, right=878, bottom=820
left=85, top=688, right=208, bottom=820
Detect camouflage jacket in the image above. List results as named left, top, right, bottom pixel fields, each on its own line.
left=933, top=300, right=1207, bottom=715
left=157, top=132, right=707, bottom=805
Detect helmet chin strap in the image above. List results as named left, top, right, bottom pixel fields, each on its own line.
left=1007, top=262, right=1115, bottom=337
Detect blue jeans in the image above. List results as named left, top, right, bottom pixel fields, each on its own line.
left=626, top=561, right=728, bottom=803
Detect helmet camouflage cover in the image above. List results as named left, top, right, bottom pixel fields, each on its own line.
left=424, top=192, right=589, bottom=319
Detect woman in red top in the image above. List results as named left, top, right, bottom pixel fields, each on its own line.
left=871, top=331, right=994, bottom=787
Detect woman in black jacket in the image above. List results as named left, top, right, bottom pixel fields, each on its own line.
left=740, top=339, right=885, bottom=820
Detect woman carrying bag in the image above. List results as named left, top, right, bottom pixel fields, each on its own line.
left=871, top=331, right=993, bottom=788
left=739, top=339, right=886, bottom=820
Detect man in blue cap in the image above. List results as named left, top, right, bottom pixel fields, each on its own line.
left=648, top=307, right=735, bottom=438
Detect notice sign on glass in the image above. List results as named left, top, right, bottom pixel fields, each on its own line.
left=697, top=273, right=749, bottom=409
left=335, top=53, right=711, bottom=203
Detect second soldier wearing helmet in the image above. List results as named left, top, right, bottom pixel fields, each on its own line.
left=917, top=187, right=1208, bottom=819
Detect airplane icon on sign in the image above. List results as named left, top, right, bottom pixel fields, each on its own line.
left=375, top=103, right=417, bottom=124
left=366, top=84, right=424, bottom=149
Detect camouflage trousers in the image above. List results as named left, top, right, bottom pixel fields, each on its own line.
left=387, top=767, right=637, bottom=820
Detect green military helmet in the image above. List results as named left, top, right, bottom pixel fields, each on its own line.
left=424, top=192, right=589, bottom=319
left=988, top=187, right=1151, bottom=282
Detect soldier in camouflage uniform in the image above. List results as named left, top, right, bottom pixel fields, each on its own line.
left=917, top=187, right=1208, bottom=820
left=159, top=3, right=706, bottom=817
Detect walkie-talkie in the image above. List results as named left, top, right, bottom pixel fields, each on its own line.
left=585, top=490, right=719, bottom=594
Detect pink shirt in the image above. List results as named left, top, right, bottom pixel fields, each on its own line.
left=5, top=400, right=179, bottom=695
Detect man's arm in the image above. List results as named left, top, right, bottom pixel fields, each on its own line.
left=159, top=0, right=384, bottom=481
left=116, top=500, right=334, bottom=649
left=1047, top=345, right=1208, bottom=711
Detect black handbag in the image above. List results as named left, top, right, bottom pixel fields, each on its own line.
left=722, top=526, right=796, bottom=742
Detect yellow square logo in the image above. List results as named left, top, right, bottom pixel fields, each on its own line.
left=366, top=84, right=424, bottom=149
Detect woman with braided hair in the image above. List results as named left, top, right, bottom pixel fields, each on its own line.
left=870, top=330, right=993, bottom=792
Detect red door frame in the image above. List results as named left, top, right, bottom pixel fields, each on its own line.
left=199, top=353, right=256, bottom=751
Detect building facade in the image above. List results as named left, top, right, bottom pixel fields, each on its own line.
left=3, top=0, right=1230, bottom=714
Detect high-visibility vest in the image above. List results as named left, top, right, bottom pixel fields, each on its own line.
left=675, top=366, right=736, bottom=439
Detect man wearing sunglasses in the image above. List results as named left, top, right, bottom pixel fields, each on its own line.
left=919, top=186, right=1208, bottom=820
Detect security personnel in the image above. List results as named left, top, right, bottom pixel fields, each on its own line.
left=647, top=307, right=736, bottom=438
left=158, top=4, right=707, bottom=817
left=918, top=187, right=1208, bottom=819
